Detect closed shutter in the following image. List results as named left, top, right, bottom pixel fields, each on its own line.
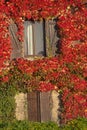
left=27, top=92, right=41, bottom=122
left=27, top=91, right=51, bottom=122
left=40, top=92, right=51, bottom=122
left=45, top=19, right=60, bottom=57
left=9, top=22, right=22, bottom=59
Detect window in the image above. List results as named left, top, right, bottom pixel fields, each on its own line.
left=24, top=21, right=45, bottom=57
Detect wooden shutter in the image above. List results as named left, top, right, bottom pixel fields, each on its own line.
left=27, top=92, right=41, bottom=122
left=40, top=92, right=51, bottom=122
left=9, top=22, right=22, bottom=59
left=45, top=20, right=60, bottom=57
left=27, top=91, right=51, bottom=122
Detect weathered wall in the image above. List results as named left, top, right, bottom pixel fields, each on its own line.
left=50, top=90, right=60, bottom=125
left=15, top=93, right=28, bottom=120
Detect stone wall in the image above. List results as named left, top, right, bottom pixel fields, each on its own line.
left=15, top=93, right=28, bottom=120
left=50, top=90, right=60, bottom=124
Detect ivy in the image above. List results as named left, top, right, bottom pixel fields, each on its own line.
left=0, top=0, right=87, bottom=123
left=0, top=83, right=16, bottom=122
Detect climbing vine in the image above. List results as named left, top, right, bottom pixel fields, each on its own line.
left=0, top=0, right=87, bottom=123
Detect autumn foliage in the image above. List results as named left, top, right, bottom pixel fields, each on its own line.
left=0, top=0, right=87, bottom=123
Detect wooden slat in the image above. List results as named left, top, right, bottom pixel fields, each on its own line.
left=9, top=23, right=22, bottom=59
left=27, top=91, right=51, bottom=122
left=40, top=91, right=51, bottom=122
left=27, top=92, right=41, bottom=122
left=45, top=20, right=60, bottom=57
